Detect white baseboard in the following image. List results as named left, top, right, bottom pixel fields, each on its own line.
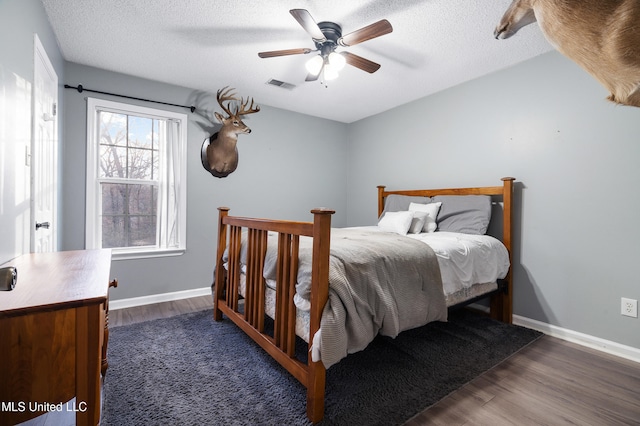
left=513, top=314, right=640, bottom=364
left=468, top=302, right=639, bottom=363
left=110, top=294, right=640, bottom=364
left=109, top=287, right=212, bottom=311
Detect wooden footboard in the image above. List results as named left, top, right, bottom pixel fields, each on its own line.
left=213, top=207, right=334, bottom=423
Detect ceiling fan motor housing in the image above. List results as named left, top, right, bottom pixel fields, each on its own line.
left=315, top=21, right=342, bottom=56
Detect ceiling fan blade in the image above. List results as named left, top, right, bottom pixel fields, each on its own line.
left=258, top=48, right=312, bottom=58
left=341, top=52, right=381, bottom=73
left=290, top=9, right=327, bottom=42
left=338, top=19, right=393, bottom=47
left=305, top=62, right=324, bottom=81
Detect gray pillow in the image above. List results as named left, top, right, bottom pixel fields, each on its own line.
left=381, top=195, right=431, bottom=217
left=432, top=195, right=492, bottom=234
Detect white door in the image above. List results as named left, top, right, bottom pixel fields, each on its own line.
left=31, top=34, right=58, bottom=253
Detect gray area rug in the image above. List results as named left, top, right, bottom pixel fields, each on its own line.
left=103, top=308, right=542, bottom=425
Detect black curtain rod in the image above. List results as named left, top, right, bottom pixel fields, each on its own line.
left=64, top=84, right=196, bottom=113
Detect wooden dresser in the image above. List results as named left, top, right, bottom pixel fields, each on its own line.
left=0, top=249, right=112, bottom=426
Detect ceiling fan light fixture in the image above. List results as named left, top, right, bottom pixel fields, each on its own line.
left=305, top=55, right=324, bottom=75
left=328, top=52, right=346, bottom=71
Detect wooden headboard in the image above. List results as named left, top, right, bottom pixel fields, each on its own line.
left=377, top=177, right=516, bottom=322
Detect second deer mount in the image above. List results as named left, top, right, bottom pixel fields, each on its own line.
left=201, top=87, right=260, bottom=178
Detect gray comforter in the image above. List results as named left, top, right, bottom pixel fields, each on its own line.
left=228, top=228, right=448, bottom=368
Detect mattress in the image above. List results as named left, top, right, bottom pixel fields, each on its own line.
left=233, top=226, right=510, bottom=343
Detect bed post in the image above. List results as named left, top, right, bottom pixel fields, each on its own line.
left=213, top=207, right=230, bottom=321
left=307, top=208, right=334, bottom=423
left=491, top=178, right=515, bottom=323
left=377, top=185, right=386, bottom=217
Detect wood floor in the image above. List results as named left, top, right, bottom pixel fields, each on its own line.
left=406, top=335, right=640, bottom=425
left=109, top=295, right=213, bottom=327
left=111, top=295, right=640, bottom=426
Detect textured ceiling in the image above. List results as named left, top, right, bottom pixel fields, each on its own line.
left=41, top=0, right=553, bottom=123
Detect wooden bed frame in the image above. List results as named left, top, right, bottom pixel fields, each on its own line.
left=212, top=177, right=515, bottom=423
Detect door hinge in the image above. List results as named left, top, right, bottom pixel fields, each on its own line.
left=52, top=103, right=57, bottom=116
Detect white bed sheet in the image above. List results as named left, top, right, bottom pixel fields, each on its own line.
left=406, top=230, right=509, bottom=297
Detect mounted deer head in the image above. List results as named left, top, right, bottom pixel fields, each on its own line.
left=202, top=86, right=260, bottom=178
left=494, top=0, right=640, bottom=108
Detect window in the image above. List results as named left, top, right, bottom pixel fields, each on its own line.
left=86, top=98, right=187, bottom=260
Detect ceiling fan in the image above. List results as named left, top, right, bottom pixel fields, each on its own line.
left=258, top=9, right=393, bottom=82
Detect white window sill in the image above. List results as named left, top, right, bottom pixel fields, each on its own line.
left=111, top=248, right=186, bottom=261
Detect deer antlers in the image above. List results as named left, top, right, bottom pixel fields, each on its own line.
left=216, top=86, right=260, bottom=117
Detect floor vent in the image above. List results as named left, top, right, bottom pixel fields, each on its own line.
left=266, top=79, right=296, bottom=90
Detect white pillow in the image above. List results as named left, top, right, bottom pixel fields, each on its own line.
left=377, top=211, right=414, bottom=235
left=408, top=211, right=428, bottom=234
left=409, top=202, right=442, bottom=233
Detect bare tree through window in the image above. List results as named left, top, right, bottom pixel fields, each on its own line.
left=98, top=111, right=160, bottom=248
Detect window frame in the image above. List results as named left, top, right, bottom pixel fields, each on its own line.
left=85, top=97, right=187, bottom=260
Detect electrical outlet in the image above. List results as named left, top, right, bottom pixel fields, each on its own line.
left=621, top=298, right=638, bottom=318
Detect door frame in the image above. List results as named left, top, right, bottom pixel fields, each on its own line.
left=31, top=34, right=58, bottom=252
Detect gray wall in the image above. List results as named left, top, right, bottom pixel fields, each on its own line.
left=0, top=0, right=64, bottom=264
left=62, top=63, right=348, bottom=300
left=346, top=51, right=640, bottom=350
